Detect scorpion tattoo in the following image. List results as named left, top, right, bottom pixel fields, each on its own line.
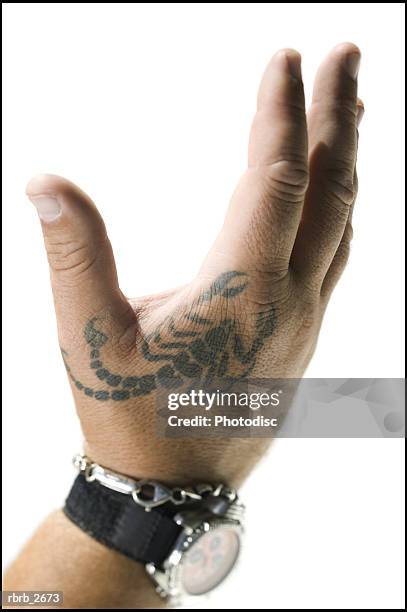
left=61, top=271, right=276, bottom=402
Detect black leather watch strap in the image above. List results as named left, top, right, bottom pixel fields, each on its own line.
left=64, top=474, right=182, bottom=566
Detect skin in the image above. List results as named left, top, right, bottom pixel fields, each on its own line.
left=4, top=44, right=364, bottom=609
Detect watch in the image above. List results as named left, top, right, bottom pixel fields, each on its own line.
left=64, top=454, right=245, bottom=601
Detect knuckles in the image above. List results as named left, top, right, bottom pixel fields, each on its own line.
left=260, top=160, right=310, bottom=201
left=324, top=166, right=357, bottom=212
left=44, top=237, right=105, bottom=283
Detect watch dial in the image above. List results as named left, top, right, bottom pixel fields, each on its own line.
left=181, top=527, right=240, bottom=595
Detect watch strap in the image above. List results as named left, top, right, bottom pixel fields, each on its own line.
left=64, top=474, right=182, bottom=566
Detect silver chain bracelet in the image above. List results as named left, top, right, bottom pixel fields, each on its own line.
left=73, top=453, right=238, bottom=512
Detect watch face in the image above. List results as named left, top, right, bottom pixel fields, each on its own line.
left=180, top=526, right=240, bottom=595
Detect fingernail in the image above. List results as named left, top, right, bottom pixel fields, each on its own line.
left=357, top=105, right=364, bottom=126
left=346, top=52, right=360, bottom=79
left=30, top=195, right=61, bottom=222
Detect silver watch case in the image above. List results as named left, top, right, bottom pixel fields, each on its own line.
left=145, top=503, right=245, bottom=601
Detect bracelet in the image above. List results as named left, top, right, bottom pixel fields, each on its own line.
left=66, top=453, right=245, bottom=597
left=73, top=453, right=240, bottom=516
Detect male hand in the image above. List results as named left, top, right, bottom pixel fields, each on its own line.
left=27, top=43, right=363, bottom=486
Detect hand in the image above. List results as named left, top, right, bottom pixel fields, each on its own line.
left=27, top=43, right=363, bottom=486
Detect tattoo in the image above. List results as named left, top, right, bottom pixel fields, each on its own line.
left=61, top=271, right=275, bottom=401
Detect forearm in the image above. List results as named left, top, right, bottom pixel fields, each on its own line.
left=3, top=510, right=165, bottom=610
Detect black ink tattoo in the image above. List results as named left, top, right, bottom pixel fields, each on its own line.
left=61, top=271, right=275, bottom=402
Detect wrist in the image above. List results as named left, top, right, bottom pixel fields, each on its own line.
left=64, top=454, right=245, bottom=603
left=83, top=437, right=271, bottom=488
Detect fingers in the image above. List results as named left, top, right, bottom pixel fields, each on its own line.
left=26, top=174, right=131, bottom=348
left=242, top=49, right=309, bottom=272
left=320, top=100, right=364, bottom=297
left=356, top=98, right=364, bottom=127
left=249, top=49, right=308, bottom=170
left=291, top=43, right=361, bottom=288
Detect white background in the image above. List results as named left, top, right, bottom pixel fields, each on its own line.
left=3, top=3, right=405, bottom=609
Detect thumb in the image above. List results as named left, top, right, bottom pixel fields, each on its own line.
left=26, top=174, right=131, bottom=349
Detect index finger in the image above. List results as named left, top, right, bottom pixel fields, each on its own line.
left=223, top=50, right=309, bottom=275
